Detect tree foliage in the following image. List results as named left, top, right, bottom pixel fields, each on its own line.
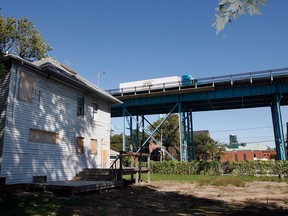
left=0, top=15, right=52, bottom=61
left=110, top=133, right=124, bottom=152
left=148, top=114, right=180, bottom=147
left=194, top=133, right=225, bottom=161
left=213, top=0, right=266, bottom=34
left=148, top=114, right=224, bottom=161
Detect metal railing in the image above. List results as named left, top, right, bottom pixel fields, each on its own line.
left=106, top=67, right=288, bottom=96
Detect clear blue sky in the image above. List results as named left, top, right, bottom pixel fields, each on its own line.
left=2, top=0, right=288, bottom=147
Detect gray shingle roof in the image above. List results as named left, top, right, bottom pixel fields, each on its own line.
left=5, top=54, right=122, bottom=104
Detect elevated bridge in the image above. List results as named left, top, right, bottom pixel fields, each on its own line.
left=108, top=68, right=288, bottom=160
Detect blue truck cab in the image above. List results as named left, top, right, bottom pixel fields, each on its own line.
left=181, top=75, right=196, bottom=86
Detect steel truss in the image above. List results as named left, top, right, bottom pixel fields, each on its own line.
left=121, top=102, right=196, bottom=161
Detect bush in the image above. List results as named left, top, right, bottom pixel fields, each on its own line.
left=150, top=160, right=288, bottom=176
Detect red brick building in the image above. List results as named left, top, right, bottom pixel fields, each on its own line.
left=220, top=144, right=276, bottom=162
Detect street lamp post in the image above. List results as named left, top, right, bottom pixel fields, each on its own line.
left=97, top=71, right=106, bottom=87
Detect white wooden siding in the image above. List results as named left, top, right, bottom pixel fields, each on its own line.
left=0, top=71, right=11, bottom=173
left=1, top=62, right=111, bottom=184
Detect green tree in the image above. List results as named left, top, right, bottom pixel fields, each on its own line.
left=194, top=133, right=225, bottom=161
left=148, top=114, right=180, bottom=147
left=213, top=0, right=266, bottom=34
left=0, top=15, right=52, bottom=61
left=111, top=133, right=125, bottom=152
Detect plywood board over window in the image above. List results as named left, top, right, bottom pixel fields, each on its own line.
left=90, top=139, right=98, bottom=155
left=18, top=71, right=35, bottom=102
left=77, top=137, right=84, bottom=153
left=102, top=148, right=109, bottom=168
left=29, top=129, right=60, bottom=144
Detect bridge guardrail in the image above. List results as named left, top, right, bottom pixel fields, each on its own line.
left=106, top=67, right=288, bottom=96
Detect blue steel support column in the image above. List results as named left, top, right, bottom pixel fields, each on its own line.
left=141, top=115, right=145, bottom=153
left=183, top=111, right=187, bottom=161
left=129, top=116, right=133, bottom=152
left=136, top=115, right=139, bottom=150
left=271, top=93, right=287, bottom=160
left=185, top=111, right=191, bottom=161
left=178, top=102, right=183, bottom=161
left=122, top=107, right=126, bottom=151
left=188, top=110, right=195, bottom=161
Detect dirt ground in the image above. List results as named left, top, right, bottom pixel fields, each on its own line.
left=65, top=180, right=288, bottom=216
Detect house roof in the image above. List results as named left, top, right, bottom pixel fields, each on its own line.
left=193, top=130, right=210, bottom=137
left=110, top=149, right=119, bottom=156
left=3, top=54, right=122, bottom=104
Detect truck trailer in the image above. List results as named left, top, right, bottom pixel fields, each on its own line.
left=119, top=75, right=195, bottom=93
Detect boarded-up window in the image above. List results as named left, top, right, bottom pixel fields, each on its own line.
left=77, top=137, right=84, bottom=153
left=90, top=139, right=98, bottom=155
left=235, top=154, right=238, bottom=161
left=29, top=129, right=60, bottom=144
left=18, top=71, right=35, bottom=102
left=102, top=150, right=108, bottom=161
left=102, top=149, right=109, bottom=167
left=77, top=96, right=84, bottom=116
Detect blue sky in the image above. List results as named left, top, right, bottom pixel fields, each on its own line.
left=2, top=0, right=288, bottom=147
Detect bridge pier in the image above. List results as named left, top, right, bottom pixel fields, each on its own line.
left=178, top=102, right=184, bottom=161
left=271, top=93, right=287, bottom=160
left=180, top=105, right=195, bottom=161
left=184, top=109, right=194, bottom=161
left=121, top=106, right=177, bottom=160
left=121, top=103, right=197, bottom=161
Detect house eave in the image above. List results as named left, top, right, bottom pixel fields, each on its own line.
left=2, top=54, right=122, bottom=104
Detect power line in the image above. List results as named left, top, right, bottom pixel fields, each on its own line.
left=210, top=126, right=272, bottom=133
left=242, top=139, right=275, bottom=145
left=214, top=135, right=273, bottom=140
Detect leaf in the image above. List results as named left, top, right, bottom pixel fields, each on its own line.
left=213, top=0, right=266, bottom=33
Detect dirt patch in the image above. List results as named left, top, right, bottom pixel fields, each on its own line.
left=149, top=181, right=288, bottom=208
left=71, top=181, right=288, bottom=215
left=2, top=180, right=287, bottom=215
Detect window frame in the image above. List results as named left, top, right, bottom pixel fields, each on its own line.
left=18, top=71, right=35, bottom=103
left=92, top=101, right=98, bottom=120
left=77, top=96, right=84, bottom=116
left=76, top=136, right=84, bottom=153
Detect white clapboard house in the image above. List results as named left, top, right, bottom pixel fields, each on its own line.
left=0, top=54, right=121, bottom=184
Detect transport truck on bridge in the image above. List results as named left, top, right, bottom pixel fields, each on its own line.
left=119, top=75, right=196, bottom=93
left=111, top=67, right=288, bottom=96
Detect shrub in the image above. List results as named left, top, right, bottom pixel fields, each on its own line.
left=150, top=160, right=288, bottom=176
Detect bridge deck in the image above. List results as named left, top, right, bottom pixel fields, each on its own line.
left=109, top=68, right=288, bottom=117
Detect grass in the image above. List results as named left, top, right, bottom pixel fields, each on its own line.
left=124, top=173, right=288, bottom=187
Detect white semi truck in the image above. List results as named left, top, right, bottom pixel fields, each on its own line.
left=119, top=75, right=195, bottom=93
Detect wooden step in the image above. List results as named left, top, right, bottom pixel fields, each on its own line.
left=73, top=169, right=116, bottom=181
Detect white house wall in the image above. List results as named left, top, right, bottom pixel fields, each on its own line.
left=0, top=71, right=11, bottom=174
left=1, top=62, right=111, bottom=184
